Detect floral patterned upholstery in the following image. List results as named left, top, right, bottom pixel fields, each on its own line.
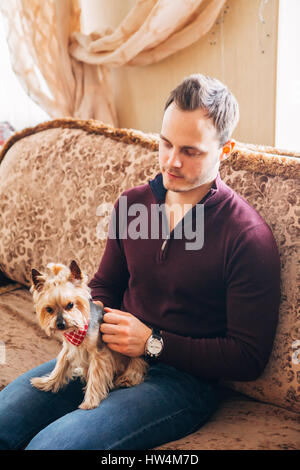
left=0, top=119, right=299, bottom=448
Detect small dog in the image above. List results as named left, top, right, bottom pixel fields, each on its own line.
left=30, top=260, right=148, bottom=409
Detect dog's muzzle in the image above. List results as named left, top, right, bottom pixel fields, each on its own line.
left=56, top=315, right=66, bottom=330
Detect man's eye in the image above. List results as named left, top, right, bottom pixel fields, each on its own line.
left=183, top=150, right=201, bottom=157
left=46, top=306, right=54, bottom=314
left=66, top=302, right=74, bottom=310
left=161, top=139, right=171, bottom=148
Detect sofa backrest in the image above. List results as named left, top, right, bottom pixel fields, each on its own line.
left=0, top=118, right=299, bottom=413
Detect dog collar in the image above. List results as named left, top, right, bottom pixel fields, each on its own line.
left=63, top=322, right=89, bottom=346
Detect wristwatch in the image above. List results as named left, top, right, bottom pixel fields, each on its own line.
left=144, top=328, right=164, bottom=358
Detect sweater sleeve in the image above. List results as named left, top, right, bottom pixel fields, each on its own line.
left=88, top=197, right=129, bottom=308
left=158, top=224, right=281, bottom=381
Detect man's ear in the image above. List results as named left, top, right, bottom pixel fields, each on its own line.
left=219, top=140, right=236, bottom=161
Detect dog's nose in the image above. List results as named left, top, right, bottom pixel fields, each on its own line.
left=56, top=319, right=66, bottom=330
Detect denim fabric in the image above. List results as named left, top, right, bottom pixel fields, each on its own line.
left=0, top=359, right=219, bottom=450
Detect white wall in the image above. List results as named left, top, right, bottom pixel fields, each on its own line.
left=275, top=0, right=300, bottom=152
left=80, top=0, right=280, bottom=147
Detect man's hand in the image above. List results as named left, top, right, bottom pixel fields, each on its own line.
left=95, top=304, right=152, bottom=357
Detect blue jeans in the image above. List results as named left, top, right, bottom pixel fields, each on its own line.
left=0, top=359, right=219, bottom=450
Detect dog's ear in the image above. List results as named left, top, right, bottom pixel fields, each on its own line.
left=69, top=260, right=82, bottom=283
left=31, top=269, right=45, bottom=292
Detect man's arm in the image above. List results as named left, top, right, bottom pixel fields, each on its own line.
left=88, top=197, right=129, bottom=308
left=157, top=224, right=281, bottom=381
left=89, top=195, right=152, bottom=356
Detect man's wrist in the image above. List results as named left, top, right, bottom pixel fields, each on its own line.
left=144, top=328, right=164, bottom=358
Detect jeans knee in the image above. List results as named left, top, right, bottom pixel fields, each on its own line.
left=25, top=414, right=85, bottom=450
left=26, top=428, right=68, bottom=450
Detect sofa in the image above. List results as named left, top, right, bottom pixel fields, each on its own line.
left=0, top=118, right=299, bottom=450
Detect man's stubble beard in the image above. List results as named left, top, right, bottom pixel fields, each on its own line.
left=163, top=157, right=221, bottom=193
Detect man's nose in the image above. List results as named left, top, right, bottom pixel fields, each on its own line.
left=167, top=148, right=182, bottom=168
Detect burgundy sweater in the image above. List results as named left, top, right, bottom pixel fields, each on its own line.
left=88, top=173, right=281, bottom=381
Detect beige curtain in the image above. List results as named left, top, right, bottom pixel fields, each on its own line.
left=0, top=0, right=226, bottom=126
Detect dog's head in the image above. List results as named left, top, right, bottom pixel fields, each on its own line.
left=30, top=260, right=90, bottom=337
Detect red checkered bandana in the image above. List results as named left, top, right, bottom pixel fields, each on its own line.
left=63, top=322, right=89, bottom=346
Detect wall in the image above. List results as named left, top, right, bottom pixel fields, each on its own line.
left=275, top=0, right=300, bottom=152
left=81, top=0, right=279, bottom=146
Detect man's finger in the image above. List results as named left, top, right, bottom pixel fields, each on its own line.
left=106, top=343, right=124, bottom=354
left=102, top=334, right=128, bottom=346
left=102, top=334, right=120, bottom=344
left=100, top=323, right=120, bottom=334
left=102, top=312, right=121, bottom=324
left=104, top=307, right=131, bottom=317
left=103, top=311, right=129, bottom=325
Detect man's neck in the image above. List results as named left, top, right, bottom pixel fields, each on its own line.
left=165, top=180, right=214, bottom=208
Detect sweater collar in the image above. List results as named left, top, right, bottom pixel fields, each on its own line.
left=149, top=172, right=231, bottom=208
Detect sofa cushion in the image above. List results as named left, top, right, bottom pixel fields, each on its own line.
left=0, top=118, right=299, bottom=414
left=0, top=120, right=160, bottom=286
left=156, top=388, right=300, bottom=450
left=218, top=154, right=300, bottom=414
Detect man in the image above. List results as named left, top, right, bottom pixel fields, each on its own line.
left=0, top=74, right=280, bottom=450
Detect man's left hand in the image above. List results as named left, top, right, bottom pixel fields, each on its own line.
left=100, top=307, right=152, bottom=357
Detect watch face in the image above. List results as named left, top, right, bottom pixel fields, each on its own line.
left=148, top=337, right=162, bottom=355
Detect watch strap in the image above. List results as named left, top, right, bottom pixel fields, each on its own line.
left=151, top=328, right=162, bottom=339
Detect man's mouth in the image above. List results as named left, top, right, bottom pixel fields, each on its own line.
left=165, top=170, right=183, bottom=179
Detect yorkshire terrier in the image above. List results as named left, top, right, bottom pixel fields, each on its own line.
left=30, top=260, right=148, bottom=409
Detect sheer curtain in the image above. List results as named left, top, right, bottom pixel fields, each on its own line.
left=0, top=0, right=225, bottom=127
left=0, top=14, right=49, bottom=131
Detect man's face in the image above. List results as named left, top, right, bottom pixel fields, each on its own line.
left=159, top=103, right=226, bottom=192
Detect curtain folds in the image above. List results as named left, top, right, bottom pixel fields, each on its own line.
left=0, top=0, right=225, bottom=126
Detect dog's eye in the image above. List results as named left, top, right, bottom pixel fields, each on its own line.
left=46, top=306, right=54, bottom=314
left=66, top=302, right=74, bottom=310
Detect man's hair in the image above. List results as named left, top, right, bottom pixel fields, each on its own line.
left=164, top=74, right=239, bottom=147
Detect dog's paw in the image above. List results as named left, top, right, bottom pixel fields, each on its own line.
left=30, top=376, right=61, bottom=393
left=78, top=400, right=100, bottom=410
left=79, top=392, right=108, bottom=409
left=114, top=376, right=133, bottom=388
